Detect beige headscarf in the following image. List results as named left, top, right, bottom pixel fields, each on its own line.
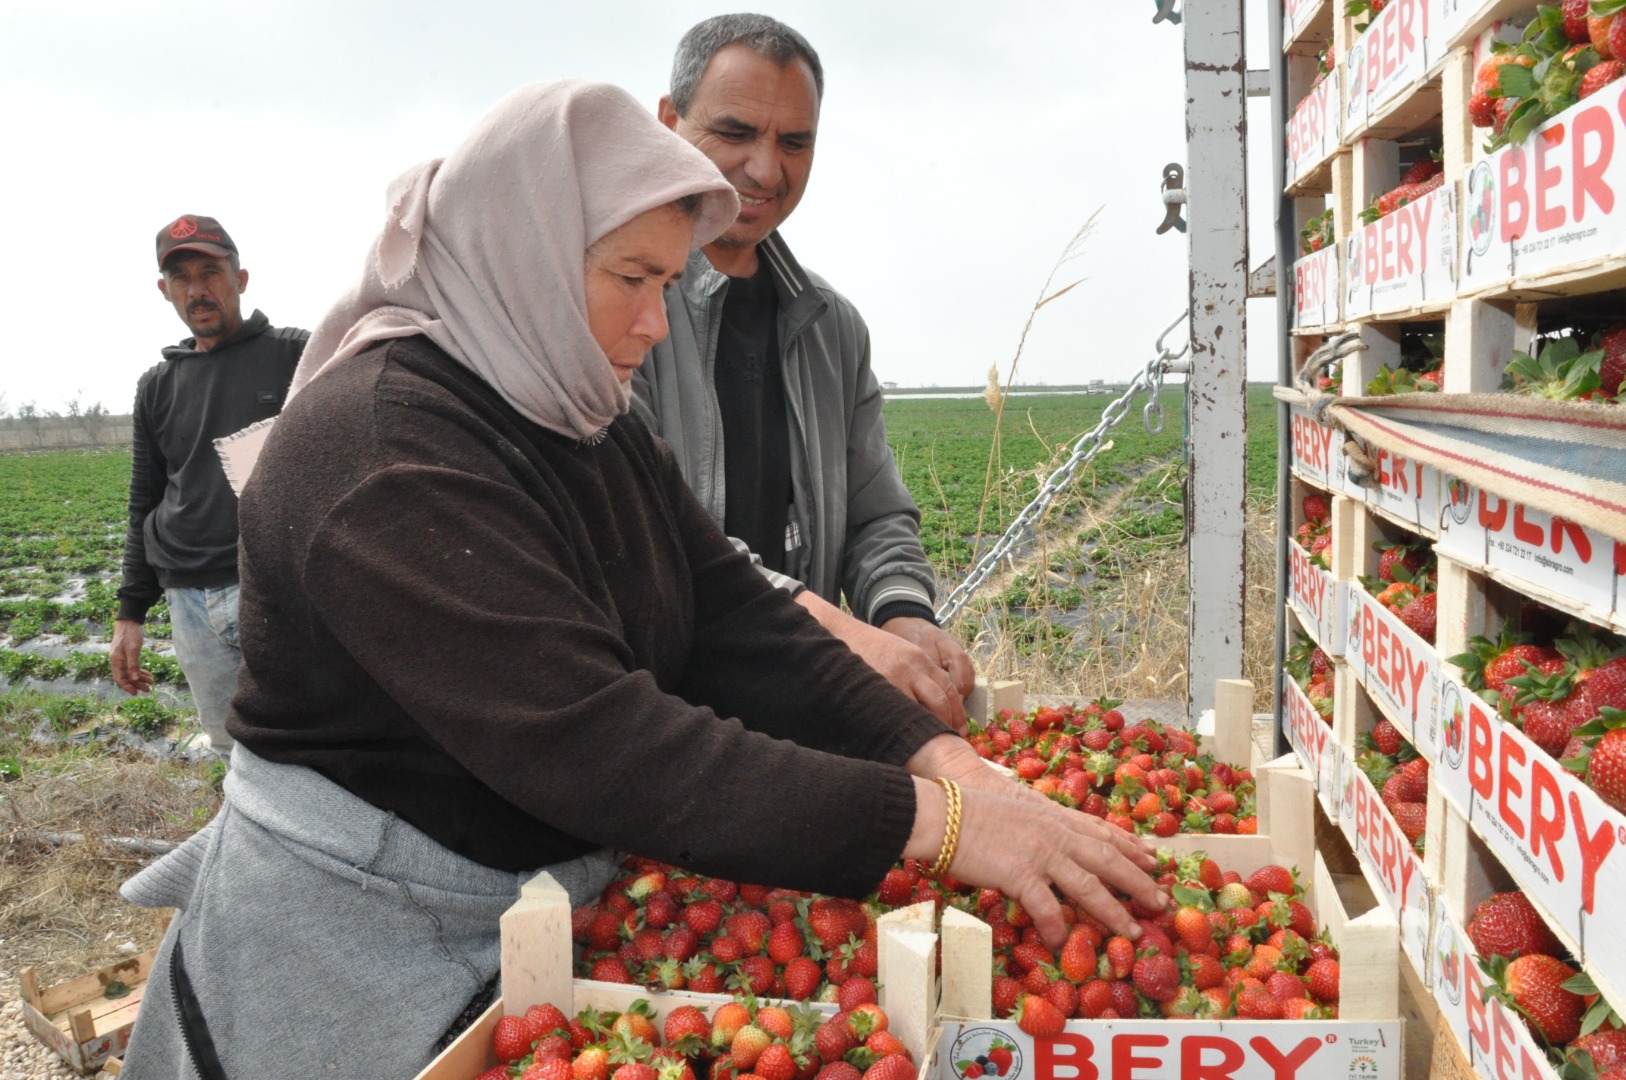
left=217, top=79, right=738, bottom=490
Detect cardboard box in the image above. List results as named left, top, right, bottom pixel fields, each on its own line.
left=1432, top=674, right=1626, bottom=1016
left=17, top=950, right=155, bottom=1075
left=1342, top=183, right=1457, bottom=319
left=1429, top=902, right=1563, bottom=1080
left=1336, top=743, right=1434, bottom=976
left=1344, top=580, right=1442, bottom=758
left=1289, top=540, right=1348, bottom=657
left=415, top=875, right=929, bottom=1080
left=932, top=807, right=1403, bottom=1080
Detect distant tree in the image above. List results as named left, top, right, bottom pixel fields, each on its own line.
left=17, top=401, right=45, bottom=446
left=65, top=393, right=109, bottom=443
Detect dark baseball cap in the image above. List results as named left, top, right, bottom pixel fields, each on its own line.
left=156, top=214, right=238, bottom=268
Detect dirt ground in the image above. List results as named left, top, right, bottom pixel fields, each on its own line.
left=1, top=747, right=218, bottom=1077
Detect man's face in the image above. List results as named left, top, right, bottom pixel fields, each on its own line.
left=660, top=44, right=819, bottom=254
left=157, top=252, right=248, bottom=348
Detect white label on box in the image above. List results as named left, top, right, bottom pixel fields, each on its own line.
left=1430, top=904, right=1476, bottom=1066
left=1289, top=407, right=1337, bottom=485
left=1346, top=761, right=1433, bottom=970
left=1432, top=675, right=1626, bottom=974
left=1288, top=76, right=1342, bottom=187
left=1345, top=583, right=1441, bottom=754
left=1282, top=673, right=1331, bottom=786
left=935, top=1019, right=1400, bottom=1080
left=1359, top=0, right=1433, bottom=116
left=1440, top=481, right=1618, bottom=614
left=1461, top=79, right=1626, bottom=292
left=1289, top=542, right=1346, bottom=656
left=1345, top=184, right=1456, bottom=316
left=1290, top=244, right=1340, bottom=329
left=1480, top=492, right=1617, bottom=613
left=1366, top=450, right=1440, bottom=535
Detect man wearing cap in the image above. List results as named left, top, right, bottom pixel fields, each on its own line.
left=111, top=215, right=307, bottom=757
left=633, top=14, right=976, bottom=730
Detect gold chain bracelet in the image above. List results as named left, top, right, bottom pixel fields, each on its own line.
left=928, top=777, right=962, bottom=877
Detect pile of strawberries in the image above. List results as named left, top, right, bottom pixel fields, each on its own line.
left=1285, top=631, right=1335, bottom=724
left=978, top=850, right=1340, bottom=1027
left=963, top=701, right=1259, bottom=837
left=1466, top=890, right=1624, bottom=1072
left=472, top=995, right=913, bottom=1080
left=1452, top=618, right=1626, bottom=814
left=1299, top=208, right=1334, bottom=256
left=1365, top=328, right=1444, bottom=395
left=1358, top=156, right=1443, bottom=225
left=572, top=860, right=882, bottom=1005
left=1362, top=539, right=1437, bottom=645
left=1471, top=2, right=1626, bottom=151
left=1294, top=492, right=1332, bottom=571
left=1505, top=327, right=1626, bottom=402
left=1356, top=720, right=1430, bottom=853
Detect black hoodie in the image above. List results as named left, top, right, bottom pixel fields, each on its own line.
left=116, top=310, right=307, bottom=622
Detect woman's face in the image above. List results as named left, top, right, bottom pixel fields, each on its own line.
left=585, top=203, right=695, bottom=383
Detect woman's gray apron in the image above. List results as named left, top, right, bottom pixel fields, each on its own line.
left=117, top=744, right=620, bottom=1078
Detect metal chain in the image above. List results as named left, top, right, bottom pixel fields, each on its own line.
left=935, top=311, right=1190, bottom=624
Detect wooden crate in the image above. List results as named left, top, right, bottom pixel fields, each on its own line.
left=416, top=874, right=935, bottom=1080
left=17, top=950, right=155, bottom=1075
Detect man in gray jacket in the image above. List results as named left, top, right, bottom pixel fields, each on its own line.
left=634, top=14, right=973, bottom=729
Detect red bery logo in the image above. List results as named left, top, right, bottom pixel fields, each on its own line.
left=170, top=217, right=198, bottom=239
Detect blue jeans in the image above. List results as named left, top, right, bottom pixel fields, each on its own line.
left=165, top=584, right=242, bottom=755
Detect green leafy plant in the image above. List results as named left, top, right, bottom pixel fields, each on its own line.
left=118, top=696, right=173, bottom=738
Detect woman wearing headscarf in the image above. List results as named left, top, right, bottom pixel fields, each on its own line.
left=118, top=80, right=1167, bottom=1077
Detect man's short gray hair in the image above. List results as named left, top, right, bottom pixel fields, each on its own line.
left=669, top=13, right=824, bottom=117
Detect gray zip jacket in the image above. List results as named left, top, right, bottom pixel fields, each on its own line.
left=631, top=232, right=936, bottom=625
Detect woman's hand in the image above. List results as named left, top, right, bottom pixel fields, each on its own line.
left=905, top=774, right=1170, bottom=950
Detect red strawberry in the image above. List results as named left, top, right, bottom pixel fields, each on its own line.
left=1596, top=323, right=1626, bottom=397
left=612, top=1065, right=658, bottom=1080
left=807, top=898, right=867, bottom=951
left=1567, top=1030, right=1626, bottom=1074
left=839, top=975, right=878, bottom=1011
left=1371, top=719, right=1402, bottom=757
left=1584, top=720, right=1626, bottom=814
left=1497, top=953, right=1585, bottom=1046
left=523, top=1060, right=576, bottom=1080
left=1564, top=0, right=1592, bottom=42
left=992, top=975, right=1023, bottom=1018
left=875, top=867, right=914, bottom=907
left=1237, top=984, right=1284, bottom=1019
left=574, top=1053, right=612, bottom=1080
left=1400, top=156, right=1441, bottom=185
left=665, top=1005, right=712, bottom=1053
left=1104, top=936, right=1135, bottom=979
left=1396, top=592, right=1437, bottom=644
left=734, top=954, right=777, bottom=996
left=768, top=920, right=806, bottom=964
left=1132, top=953, right=1181, bottom=1003
left=1391, top=803, right=1427, bottom=843
left=1305, top=958, right=1340, bottom=1002
left=493, top=1014, right=536, bottom=1063
left=755, top=1044, right=797, bottom=1080
left=816, top=1066, right=862, bottom=1080
left=1467, top=891, right=1563, bottom=959
left=816, top=1016, right=856, bottom=1062
left=783, top=956, right=823, bottom=1000
left=682, top=898, right=723, bottom=936
left=726, top=910, right=772, bottom=954
left=588, top=956, right=633, bottom=983
left=1469, top=86, right=1497, bottom=128
left=1058, top=927, right=1098, bottom=983
left=1582, top=59, right=1626, bottom=100
left=1303, top=493, right=1330, bottom=523
left=1244, top=864, right=1295, bottom=901
left=1014, top=993, right=1067, bottom=1038
left=862, top=1056, right=917, bottom=1080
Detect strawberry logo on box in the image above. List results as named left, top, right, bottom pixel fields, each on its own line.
left=950, top=1030, right=1022, bottom=1080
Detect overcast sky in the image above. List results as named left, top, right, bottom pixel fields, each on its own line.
left=0, top=0, right=1278, bottom=414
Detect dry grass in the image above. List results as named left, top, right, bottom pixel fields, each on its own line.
left=948, top=474, right=1280, bottom=712
left=0, top=754, right=213, bottom=982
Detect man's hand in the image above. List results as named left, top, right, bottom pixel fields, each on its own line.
left=110, top=618, right=154, bottom=695
left=795, top=592, right=969, bottom=733
left=879, top=616, right=974, bottom=698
